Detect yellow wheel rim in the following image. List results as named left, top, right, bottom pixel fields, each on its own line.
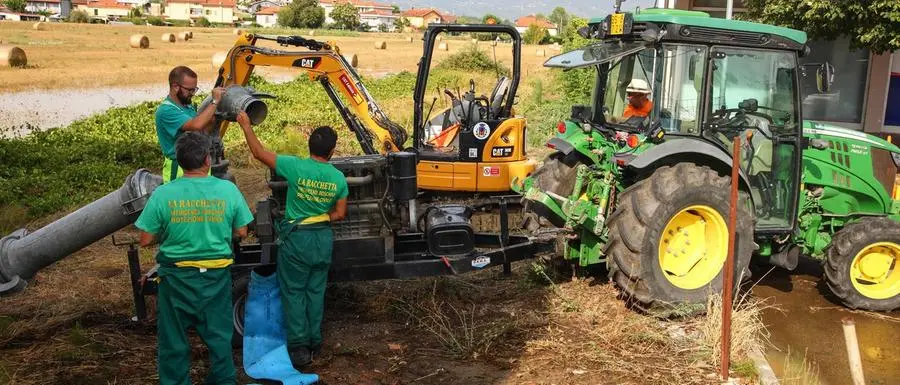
left=658, top=205, right=729, bottom=290
left=850, top=242, right=900, bottom=300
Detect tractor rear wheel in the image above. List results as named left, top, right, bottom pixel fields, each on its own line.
left=605, top=163, right=754, bottom=317
left=824, top=217, right=900, bottom=311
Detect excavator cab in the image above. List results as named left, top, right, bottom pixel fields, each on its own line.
left=413, top=24, right=536, bottom=193
left=211, top=26, right=533, bottom=195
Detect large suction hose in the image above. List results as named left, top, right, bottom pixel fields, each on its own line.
left=0, top=169, right=162, bottom=295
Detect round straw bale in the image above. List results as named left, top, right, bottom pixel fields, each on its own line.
left=178, top=32, right=190, bottom=41
left=438, top=42, right=448, bottom=51
left=471, top=38, right=478, bottom=44
left=32, top=22, right=44, bottom=31
left=234, top=28, right=243, bottom=36
left=129, top=34, right=150, bottom=49
left=187, top=31, right=193, bottom=39
left=343, top=53, right=358, bottom=67
left=161, top=33, right=175, bottom=43
left=535, top=49, right=546, bottom=57
left=406, top=36, right=413, bottom=43
left=309, top=30, right=316, bottom=36
left=437, top=35, right=443, bottom=41
left=0, top=45, right=27, bottom=67
left=374, top=40, right=386, bottom=49
left=211, top=51, right=227, bottom=68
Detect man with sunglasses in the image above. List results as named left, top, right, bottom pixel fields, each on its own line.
left=155, top=66, right=226, bottom=183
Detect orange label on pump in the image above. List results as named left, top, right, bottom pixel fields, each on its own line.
left=338, top=74, right=364, bottom=105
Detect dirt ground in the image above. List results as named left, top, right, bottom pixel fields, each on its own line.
left=0, top=21, right=554, bottom=93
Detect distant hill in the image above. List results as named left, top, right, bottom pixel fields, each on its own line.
left=389, top=0, right=657, bottom=21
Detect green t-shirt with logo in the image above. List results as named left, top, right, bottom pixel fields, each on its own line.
left=275, top=155, right=349, bottom=223
left=155, top=97, right=197, bottom=160
left=134, top=176, right=254, bottom=264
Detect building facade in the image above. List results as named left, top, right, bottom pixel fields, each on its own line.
left=319, top=0, right=395, bottom=29
left=165, top=0, right=235, bottom=23
left=255, top=5, right=278, bottom=27
left=399, top=8, right=441, bottom=29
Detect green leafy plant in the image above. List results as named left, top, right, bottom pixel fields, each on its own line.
left=196, top=17, right=211, bottom=27
left=435, top=44, right=510, bottom=76
left=68, top=10, right=90, bottom=23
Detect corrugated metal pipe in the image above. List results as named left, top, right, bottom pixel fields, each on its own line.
left=0, top=169, right=161, bottom=295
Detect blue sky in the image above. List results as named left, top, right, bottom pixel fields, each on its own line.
left=392, top=0, right=659, bottom=21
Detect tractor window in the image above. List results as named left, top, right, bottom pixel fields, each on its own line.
left=705, top=47, right=800, bottom=231
left=656, top=44, right=707, bottom=134
left=601, top=47, right=657, bottom=127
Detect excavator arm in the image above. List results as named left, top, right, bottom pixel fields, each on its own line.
left=212, top=33, right=407, bottom=155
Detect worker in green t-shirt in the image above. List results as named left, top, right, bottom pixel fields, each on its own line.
left=155, top=66, right=226, bottom=183
left=238, top=117, right=348, bottom=369
left=135, top=130, right=254, bottom=385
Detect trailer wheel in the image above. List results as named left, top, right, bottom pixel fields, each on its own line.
left=231, top=272, right=249, bottom=348
left=824, top=217, right=900, bottom=311
left=605, top=163, right=754, bottom=317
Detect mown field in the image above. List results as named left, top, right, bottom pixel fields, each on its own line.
left=0, top=21, right=773, bottom=385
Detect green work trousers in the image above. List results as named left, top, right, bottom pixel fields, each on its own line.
left=157, top=266, right=235, bottom=385
left=276, top=223, right=333, bottom=350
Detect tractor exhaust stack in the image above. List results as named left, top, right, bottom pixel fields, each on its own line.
left=0, top=169, right=161, bottom=295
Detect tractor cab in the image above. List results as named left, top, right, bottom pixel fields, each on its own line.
left=544, top=9, right=807, bottom=234
left=411, top=24, right=536, bottom=194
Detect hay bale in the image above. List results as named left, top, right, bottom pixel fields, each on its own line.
left=187, top=31, right=193, bottom=39
left=129, top=34, right=150, bottom=49
left=161, top=33, right=175, bottom=43
left=406, top=36, right=413, bottom=43
left=178, top=32, right=191, bottom=41
left=309, top=30, right=316, bottom=36
left=471, top=38, right=478, bottom=44
left=234, top=28, right=243, bottom=36
left=0, top=45, right=27, bottom=67
left=342, top=53, right=358, bottom=68
left=32, top=22, right=44, bottom=31
left=437, top=35, right=443, bottom=41
left=438, top=42, right=448, bottom=51
left=211, top=51, right=227, bottom=68
left=536, top=49, right=546, bottom=57
left=374, top=40, right=386, bottom=49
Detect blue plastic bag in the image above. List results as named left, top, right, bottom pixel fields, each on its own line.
left=242, top=269, right=319, bottom=385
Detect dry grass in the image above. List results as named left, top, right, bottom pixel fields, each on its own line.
left=693, top=294, right=773, bottom=369
left=778, top=348, right=824, bottom=385
left=0, top=21, right=552, bottom=92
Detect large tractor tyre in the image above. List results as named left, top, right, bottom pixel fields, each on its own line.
left=824, top=217, right=900, bottom=311
left=605, top=163, right=754, bottom=318
left=521, top=152, right=580, bottom=230
left=231, top=272, right=250, bottom=348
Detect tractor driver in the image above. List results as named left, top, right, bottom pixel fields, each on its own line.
left=155, top=66, right=226, bottom=183
left=607, top=79, right=654, bottom=124
left=238, top=121, right=348, bottom=369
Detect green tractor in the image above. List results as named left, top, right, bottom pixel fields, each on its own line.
left=515, top=9, right=900, bottom=315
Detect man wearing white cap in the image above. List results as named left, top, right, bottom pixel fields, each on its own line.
left=622, top=78, right=653, bottom=119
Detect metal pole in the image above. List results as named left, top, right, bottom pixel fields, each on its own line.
left=720, top=136, right=740, bottom=380
left=842, top=317, right=867, bottom=385
left=500, top=198, right=511, bottom=276
left=726, top=0, right=734, bottom=20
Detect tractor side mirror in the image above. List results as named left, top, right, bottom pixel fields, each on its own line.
left=816, top=62, right=834, bottom=93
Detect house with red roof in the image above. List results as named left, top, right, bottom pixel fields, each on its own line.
left=74, top=0, right=135, bottom=21
left=319, top=0, right=396, bottom=30
left=255, top=5, right=279, bottom=27
left=400, top=7, right=454, bottom=29
left=515, top=15, right=557, bottom=36
left=165, top=0, right=236, bottom=23
left=0, top=6, right=44, bottom=21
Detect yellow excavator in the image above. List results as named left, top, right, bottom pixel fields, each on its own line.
left=210, top=24, right=535, bottom=197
